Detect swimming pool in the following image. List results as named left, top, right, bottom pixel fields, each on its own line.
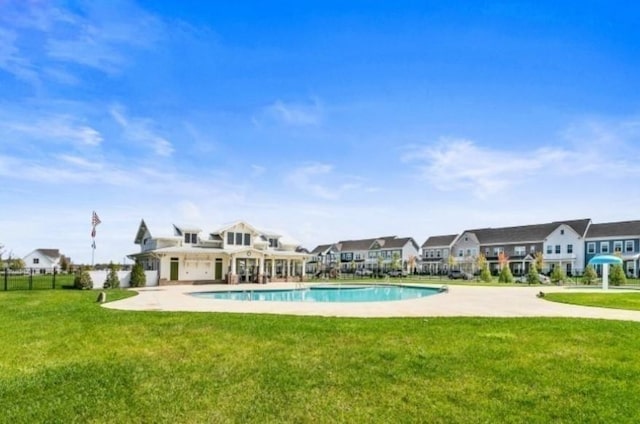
left=191, top=284, right=442, bottom=303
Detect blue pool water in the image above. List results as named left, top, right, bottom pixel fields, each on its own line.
left=191, top=284, right=441, bottom=303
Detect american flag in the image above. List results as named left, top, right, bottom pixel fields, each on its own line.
left=92, top=211, right=102, bottom=227
left=91, top=211, right=101, bottom=238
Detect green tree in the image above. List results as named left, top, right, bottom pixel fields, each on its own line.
left=498, top=265, right=514, bottom=283
left=74, top=267, right=93, bottom=290
left=391, top=252, right=401, bottom=271
left=130, top=262, right=146, bottom=288
left=582, top=265, right=598, bottom=285
left=526, top=263, right=539, bottom=285
left=480, top=263, right=492, bottom=283
left=104, top=262, right=120, bottom=289
left=9, top=258, right=25, bottom=271
left=609, top=264, right=627, bottom=286
left=534, top=252, right=544, bottom=274
left=59, top=256, right=69, bottom=272
left=550, top=266, right=566, bottom=285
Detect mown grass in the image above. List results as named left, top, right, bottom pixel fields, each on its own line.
left=545, top=292, right=640, bottom=311
left=2, top=290, right=640, bottom=423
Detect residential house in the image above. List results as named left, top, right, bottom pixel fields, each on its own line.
left=420, top=234, right=458, bottom=274
left=129, top=220, right=310, bottom=284
left=585, top=220, right=640, bottom=277
left=306, top=243, right=339, bottom=275
left=450, top=219, right=591, bottom=275
left=309, top=236, right=420, bottom=274
left=22, top=249, right=68, bottom=273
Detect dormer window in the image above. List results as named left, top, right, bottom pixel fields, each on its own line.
left=227, top=232, right=234, bottom=245
left=244, top=233, right=251, bottom=246
left=184, top=233, right=197, bottom=244
left=269, top=238, right=278, bottom=248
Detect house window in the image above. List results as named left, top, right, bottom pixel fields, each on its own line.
left=626, top=240, right=634, bottom=253
left=485, top=248, right=490, bottom=256
left=436, top=250, right=441, bottom=258
left=555, top=245, right=561, bottom=254
left=227, top=232, right=234, bottom=245
left=244, top=233, right=251, bottom=246
left=560, top=229, right=564, bottom=235
left=587, top=242, right=595, bottom=254
left=514, top=246, right=525, bottom=256
left=567, top=244, right=573, bottom=254
left=466, top=249, right=471, bottom=256
left=530, top=245, right=536, bottom=253
left=613, top=241, right=623, bottom=253
left=184, top=233, right=197, bottom=244
left=33, top=258, right=39, bottom=264
left=458, top=249, right=463, bottom=257
left=546, top=245, right=552, bottom=254
left=601, top=242, right=610, bottom=254
left=235, top=232, right=243, bottom=245
left=269, top=238, right=278, bottom=247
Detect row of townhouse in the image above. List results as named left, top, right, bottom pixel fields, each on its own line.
left=421, top=218, right=640, bottom=277
left=307, top=236, right=420, bottom=275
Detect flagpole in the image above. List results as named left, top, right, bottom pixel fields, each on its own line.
left=91, top=211, right=101, bottom=268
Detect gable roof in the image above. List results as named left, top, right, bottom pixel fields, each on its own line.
left=464, top=219, right=591, bottom=245
left=586, top=220, right=640, bottom=238
left=35, top=249, right=61, bottom=260
left=379, top=236, right=419, bottom=251
left=336, top=238, right=379, bottom=252
left=422, top=234, right=458, bottom=248
left=310, top=244, right=336, bottom=255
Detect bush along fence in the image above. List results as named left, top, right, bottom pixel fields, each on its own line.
left=2, top=268, right=159, bottom=291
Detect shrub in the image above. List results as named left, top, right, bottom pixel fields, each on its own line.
left=104, top=262, right=120, bottom=289
left=480, top=264, right=492, bottom=282
left=550, top=266, right=566, bottom=285
left=130, top=262, right=146, bottom=288
left=609, top=264, right=627, bottom=286
left=582, top=265, right=597, bottom=285
left=498, top=266, right=514, bottom=283
left=526, top=263, right=539, bottom=285
left=74, top=267, right=93, bottom=290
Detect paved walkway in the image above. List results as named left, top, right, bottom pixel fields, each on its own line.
left=102, top=283, right=640, bottom=321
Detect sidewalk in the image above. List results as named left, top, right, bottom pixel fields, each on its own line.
left=102, top=283, right=640, bottom=321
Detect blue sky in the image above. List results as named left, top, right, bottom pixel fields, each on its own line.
left=1, top=1, right=640, bottom=264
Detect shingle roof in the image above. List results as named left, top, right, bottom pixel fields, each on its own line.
left=380, top=236, right=419, bottom=250
left=465, top=219, right=591, bottom=245
left=310, top=244, right=335, bottom=255
left=422, top=234, right=458, bottom=248
left=336, top=238, right=379, bottom=252
left=586, top=220, right=640, bottom=238
left=36, top=249, right=60, bottom=259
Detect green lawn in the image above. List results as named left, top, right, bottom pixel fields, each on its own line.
left=2, top=290, right=640, bottom=423
left=544, top=292, right=640, bottom=311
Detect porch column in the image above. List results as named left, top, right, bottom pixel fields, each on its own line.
left=258, top=257, right=265, bottom=284
left=228, top=255, right=238, bottom=284
left=302, top=259, right=306, bottom=278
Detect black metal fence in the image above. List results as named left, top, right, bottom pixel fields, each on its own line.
left=1, top=268, right=72, bottom=291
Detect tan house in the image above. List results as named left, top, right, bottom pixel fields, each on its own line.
left=129, top=220, right=309, bottom=285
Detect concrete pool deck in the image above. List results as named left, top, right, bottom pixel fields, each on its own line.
left=102, top=283, right=640, bottom=321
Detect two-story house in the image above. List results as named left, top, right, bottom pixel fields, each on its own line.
left=22, top=249, right=69, bottom=273
left=309, top=235, right=420, bottom=274
left=130, top=220, right=309, bottom=284
left=585, top=220, right=640, bottom=277
left=450, top=219, right=591, bottom=275
left=420, top=234, right=458, bottom=275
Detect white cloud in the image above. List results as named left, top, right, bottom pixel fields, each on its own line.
left=0, top=0, right=164, bottom=83
left=260, top=98, right=323, bottom=126
left=110, top=105, right=174, bottom=157
left=4, top=114, right=103, bottom=147
left=285, top=163, right=363, bottom=200
left=0, top=27, right=39, bottom=85
left=404, top=121, right=640, bottom=199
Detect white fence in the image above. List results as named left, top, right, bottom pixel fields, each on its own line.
left=88, top=270, right=158, bottom=289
